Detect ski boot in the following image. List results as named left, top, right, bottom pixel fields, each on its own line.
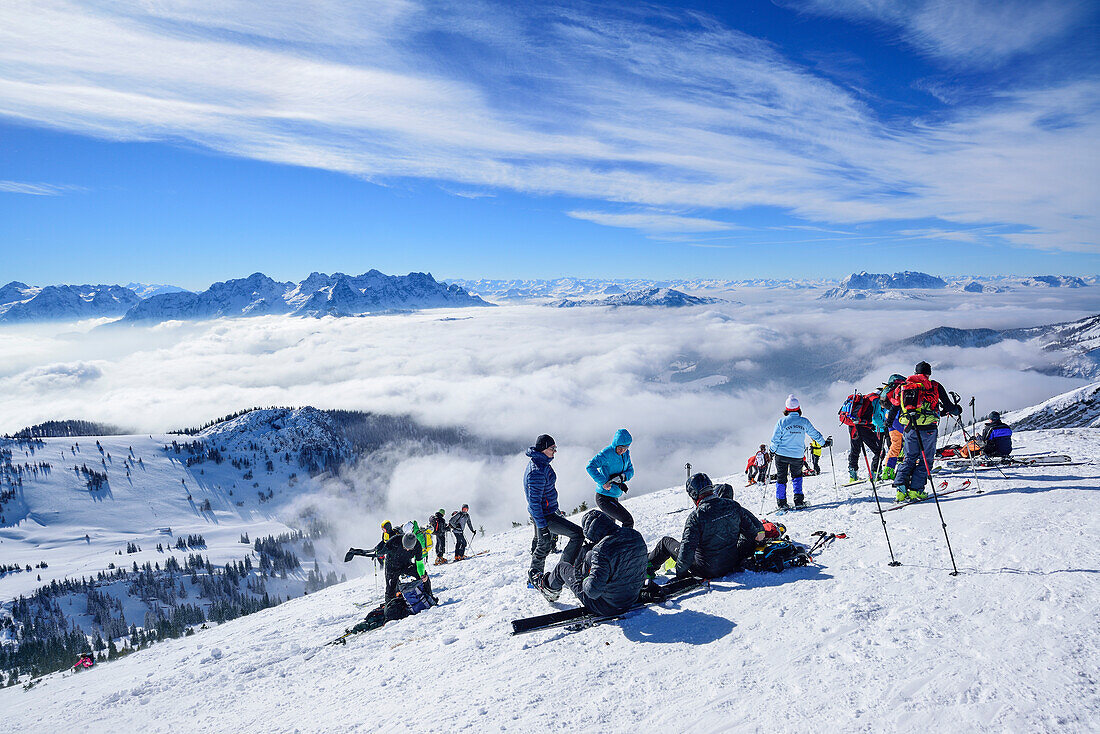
left=645, top=560, right=659, bottom=580
left=846, top=469, right=860, bottom=484
left=879, top=466, right=896, bottom=482
left=454, top=555, right=465, bottom=562
left=895, top=488, right=908, bottom=503
left=776, top=498, right=789, bottom=510
left=793, top=495, right=806, bottom=509
left=434, top=557, right=447, bottom=566
left=534, top=573, right=560, bottom=602
left=907, top=489, right=928, bottom=502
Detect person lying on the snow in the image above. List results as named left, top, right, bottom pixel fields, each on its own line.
left=647, top=473, right=765, bottom=579
left=981, top=412, right=1013, bottom=457
left=534, top=510, right=648, bottom=616
left=586, top=429, right=636, bottom=528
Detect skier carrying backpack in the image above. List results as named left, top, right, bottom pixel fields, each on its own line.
left=839, top=389, right=884, bottom=482
left=980, top=412, right=1013, bottom=457
left=647, top=473, right=765, bottom=578
left=746, top=445, right=769, bottom=485
left=768, top=395, right=830, bottom=509
left=586, top=428, right=635, bottom=528
left=535, top=510, right=649, bottom=616
left=879, top=374, right=907, bottom=481
left=888, top=362, right=962, bottom=502
left=430, top=510, right=448, bottom=564
left=449, top=505, right=476, bottom=561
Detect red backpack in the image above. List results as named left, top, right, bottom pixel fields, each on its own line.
left=838, top=392, right=875, bottom=427
left=896, top=374, right=940, bottom=427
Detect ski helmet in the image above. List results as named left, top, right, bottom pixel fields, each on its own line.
left=402, top=533, right=417, bottom=551
left=888, top=373, right=905, bottom=386
left=915, top=361, right=932, bottom=376
left=686, top=472, right=713, bottom=502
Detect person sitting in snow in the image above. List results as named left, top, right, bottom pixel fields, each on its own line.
left=586, top=428, right=636, bottom=528
left=980, top=412, right=1013, bottom=458
left=535, top=510, right=649, bottom=616
left=647, top=473, right=765, bottom=579
left=769, top=395, right=830, bottom=509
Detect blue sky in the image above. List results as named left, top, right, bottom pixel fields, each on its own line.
left=1, top=0, right=1098, bottom=289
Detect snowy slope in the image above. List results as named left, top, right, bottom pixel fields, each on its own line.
left=0, top=283, right=141, bottom=323
left=1006, top=381, right=1100, bottom=429
left=3, top=428, right=1096, bottom=732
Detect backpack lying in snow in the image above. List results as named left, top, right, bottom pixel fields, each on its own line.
left=746, top=539, right=811, bottom=573
left=761, top=521, right=786, bottom=540
left=400, top=579, right=436, bottom=614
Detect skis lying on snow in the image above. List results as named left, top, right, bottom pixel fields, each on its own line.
left=875, top=480, right=971, bottom=514
left=510, top=576, right=705, bottom=636
left=435, top=550, right=490, bottom=564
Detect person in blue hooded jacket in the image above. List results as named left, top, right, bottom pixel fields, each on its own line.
left=524, top=434, right=583, bottom=588
left=586, top=428, right=636, bottom=528
left=769, top=395, right=830, bottom=510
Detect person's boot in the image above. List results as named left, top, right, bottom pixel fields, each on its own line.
left=907, top=489, right=928, bottom=501
left=880, top=466, right=896, bottom=481
left=793, top=495, right=806, bottom=508
left=776, top=498, right=789, bottom=510
left=534, top=572, right=560, bottom=602
left=895, top=488, right=908, bottom=503
left=645, top=560, right=659, bottom=580
left=847, top=469, right=859, bottom=484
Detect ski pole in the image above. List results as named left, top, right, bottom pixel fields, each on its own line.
left=827, top=443, right=838, bottom=501
left=860, top=443, right=900, bottom=566
left=969, top=396, right=976, bottom=436
left=759, top=459, right=769, bottom=515
left=912, top=426, right=960, bottom=576
left=953, top=415, right=984, bottom=494
left=685, top=462, right=691, bottom=482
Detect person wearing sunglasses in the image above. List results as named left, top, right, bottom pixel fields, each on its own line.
left=524, top=434, right=582, bottom=591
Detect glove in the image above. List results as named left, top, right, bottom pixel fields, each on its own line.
left=823, top=437, right=833, bottom=448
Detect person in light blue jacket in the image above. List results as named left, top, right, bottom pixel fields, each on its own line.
left=586, top=429, right=635, bottom=528
left=769, top=395, right=830, bottom=510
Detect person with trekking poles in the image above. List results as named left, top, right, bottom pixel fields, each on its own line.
left=839, top=387, right=885, bottom=483
left=878, top=374, right=907, bottom=481
left=888, top=362, right=962, bottom=502
left=430, top=509, right=448, bottom=565
left=586, top=429, right=636, bottom=528
left=524, top=434, right=583, bottom=593
left=746, top=444, right=769, bottom=485
left=449, top=504, right=476, bottom=561
left=768, top=395, right=831, bottom=510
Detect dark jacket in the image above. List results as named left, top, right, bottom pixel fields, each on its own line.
left=524, top=448, right=559, bottom=528
left=574, top=511, right=648, bottom=616
left=678, top=496, right=764, bottom=578
left=429, top=512, right=447, bottom=534
left=382, top=534, right=423, bottom=576
left=981, top=419, right=1013, bottom=456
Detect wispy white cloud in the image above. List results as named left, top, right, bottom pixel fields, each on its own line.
left=0, top=179, right=76, bottom=195
left=784, top=0, right=1086, bottom=67
left=0, top=1, right=1095, bottom=252
left=567, top=210, right=735, bottom=233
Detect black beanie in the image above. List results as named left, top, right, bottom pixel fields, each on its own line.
left=915, top=361, right=932, bottom=376
left=534, top=434, right=556, bottom=452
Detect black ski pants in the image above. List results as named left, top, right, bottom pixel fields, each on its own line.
left=811, top=453, right=820, bottom=474
left=530, top=513, right=582, bottom=579
left=773, top=454, right=804, bottom=484
left=385, top=563, right=432, bottom=601
left=648, top=536, right=756, bottom=576
left=434, top=529, right=446, bottom=559
left=595, top=493, right=634, bottom=528
left=453, top=530, right=467, bottom=559
left=848, top=426, right=882, bottom=473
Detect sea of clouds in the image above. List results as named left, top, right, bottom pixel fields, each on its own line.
left=0, top=288, right=1094, bottom=539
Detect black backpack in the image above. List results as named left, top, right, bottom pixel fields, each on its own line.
left=384, top=595, right=409, bottom=621
left=747, top=540, right=811, bottom=573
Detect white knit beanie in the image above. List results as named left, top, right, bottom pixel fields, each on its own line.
left=785, top=394, right=800, bottom=411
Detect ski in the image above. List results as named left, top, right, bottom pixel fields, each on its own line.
left=436, top=550, right=490, bottom=564
left=774, top=504, right=809, bottom=516
left=510, top=576, right=705, bottom=636
left=876, top=480, right=971, bottom=513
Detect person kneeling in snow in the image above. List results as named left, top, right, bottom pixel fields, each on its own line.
left=535, top=510, right=649, bottom=616
left=647, top=473, right=765, bottom=579
left=382, top=531, right=438, bottom=605
left=980, top=412, right=1013, bottom=458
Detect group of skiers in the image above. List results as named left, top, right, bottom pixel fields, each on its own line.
left=519, top=360, right=1016, bottom=618
left=345, top=506, right=477, bottom=605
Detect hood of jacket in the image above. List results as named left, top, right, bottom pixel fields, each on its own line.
left=611, top=428, right=632, bottom=448
left=582, top=509, right=619, bottom=543
left=526, top=447, right=552, bottom=465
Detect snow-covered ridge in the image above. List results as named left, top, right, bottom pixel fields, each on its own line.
left=1006, top=380, right=1100, bottom=430
left=120, top=270, right=491, bottom=323
left=0, top=282, right=141, bottom=323
left=818, top=287, right=925, bottom=301
left=548, top=287, right=726, bottom=308
left=447, top=277, right=834, bottom=301
left=841, top=271, right=947, bottom=289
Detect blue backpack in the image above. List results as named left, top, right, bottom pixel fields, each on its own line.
left=401, top=580, right=435, bottom=614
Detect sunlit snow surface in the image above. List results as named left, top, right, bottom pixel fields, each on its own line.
left=1, top=428, right=1097, bottom=732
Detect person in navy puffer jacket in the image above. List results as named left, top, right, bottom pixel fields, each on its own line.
left=769, top=395, right=830, bottom=510
left=586, top=428, right=636, bottom=528
left=524, top=434, right=583, bottom=586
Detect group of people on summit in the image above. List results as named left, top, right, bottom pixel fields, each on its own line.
left=521, top=360, right=1014, bottom=617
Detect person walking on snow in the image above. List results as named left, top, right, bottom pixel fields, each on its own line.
left=429, top=510, right=447, bottom=564
left=746, top=445, right=769, bottom=485
left=524, top=434, right=583, bottom=588
left=889, top=362, right=962, bottom=502
left=844, top=391, right=885, bottom=482
left=808, top=438, right=823, bottom=475
left=586, top=428, right=635, bottom=528
left=448, top=504, right=476, bottom=561
left=769, top=395, right=830, bottom=509
left=879, top=374, right=907, bottom=481
left=647, top=473, right=765, bottom=578
left=536, top=510, right=649, bottom=615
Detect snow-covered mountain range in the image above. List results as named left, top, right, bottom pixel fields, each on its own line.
left=0, top=283, right=141, bottom=323
left=121, top=271, right=491, bottom=322
left=1006, top=381, right=1100, bottom=430
left=548, top=287, right=726, bottom=308
left=818, top=287, right=925, bottom=301
left=447, top=277, right=831, bottom=301
left=902, top=313, right=1100, bottom=378
left=841, top=271, right=947, bottom=289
